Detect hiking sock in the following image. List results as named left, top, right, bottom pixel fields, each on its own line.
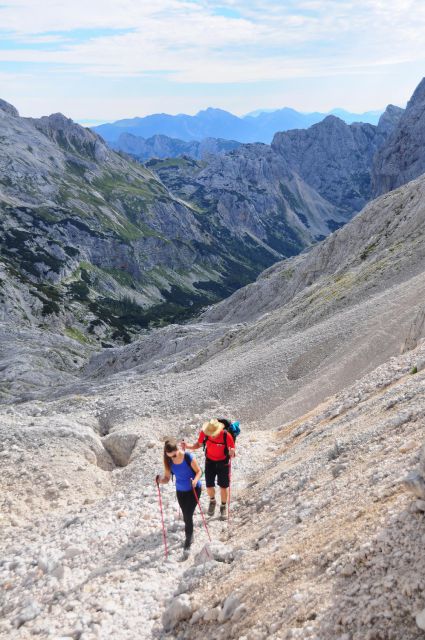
left=207, top=498, right=216, bottom=516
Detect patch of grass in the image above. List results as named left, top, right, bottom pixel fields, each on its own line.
left=360, top=240, right=378, bottom=261
left=64, top=327, right=91, bottom=344
left=280, top=268, right=294, bottom=280
left=100, top=266, right=137, bottom=287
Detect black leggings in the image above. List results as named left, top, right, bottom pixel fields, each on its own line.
left=176, top=486, right=201, bottom=540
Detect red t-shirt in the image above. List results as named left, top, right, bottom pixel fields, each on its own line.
left=198, top=430, right=235, bottom=461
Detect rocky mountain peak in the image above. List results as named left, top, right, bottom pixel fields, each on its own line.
left=317, top=114, right=346, bottom=128
left=0, top=98, right=19, bottom=117
left=372, top=77, right=425, bottom=196
left=406, top=76, right=425, bottom=109
left=30, top=112, right=109, bottom=163
left=270, top=113, right=385, bottom=215
left=376, top=104, right=404, bottom=135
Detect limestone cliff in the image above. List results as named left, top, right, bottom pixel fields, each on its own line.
left=373, top=78, right=425, bottom=195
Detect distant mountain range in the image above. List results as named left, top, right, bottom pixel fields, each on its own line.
left=93, top=106, right=384, bottom=145
left=3, top=74, right=422, bottom=360
left=110, top=133, right=241, bottom=162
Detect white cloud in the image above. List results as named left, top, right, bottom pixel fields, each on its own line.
left=0, top=0, right=424, bottom=116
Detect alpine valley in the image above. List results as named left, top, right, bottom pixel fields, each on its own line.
left=1, top=79, right=425, bottom=640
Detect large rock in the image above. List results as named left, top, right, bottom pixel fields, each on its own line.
left=162, top=594, right=193, bottom=631
left=194, top=542, right=234, bottom=565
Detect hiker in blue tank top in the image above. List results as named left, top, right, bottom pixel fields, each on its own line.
left=156, top=438, right=202, bottom=550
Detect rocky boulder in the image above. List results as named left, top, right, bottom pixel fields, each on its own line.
left=162, top=594, right=193, bottom=631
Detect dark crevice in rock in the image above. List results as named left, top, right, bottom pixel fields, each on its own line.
left=101, top=432, right=139, bottom=467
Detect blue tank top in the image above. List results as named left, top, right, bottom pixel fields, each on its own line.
left=171, top=453, right=201, bottom=491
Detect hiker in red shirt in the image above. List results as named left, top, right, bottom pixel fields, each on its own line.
left=183, top=418, right=235, bottom=519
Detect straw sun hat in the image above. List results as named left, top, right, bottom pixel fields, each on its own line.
left=202, top=418, right=224, bottom=438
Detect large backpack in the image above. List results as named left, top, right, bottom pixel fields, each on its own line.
left=217, top=418, right=240, bottom=441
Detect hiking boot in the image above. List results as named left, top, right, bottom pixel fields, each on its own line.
left=220, top=503, right=227, bottom=520
left=207, top=498, right=216, bottom=516
left=183, top=535, right=193, bottom=550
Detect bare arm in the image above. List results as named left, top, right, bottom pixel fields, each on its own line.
left=156, top=468, right=171, bottom=484
left=190, top=457, right=202, bottom=488
left=181, top=439, right=202, bottom=451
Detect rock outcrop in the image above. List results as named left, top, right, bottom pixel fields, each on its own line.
left=372, top=77, right=425, bottom=195
left=271, top=113, right=398, bottom=214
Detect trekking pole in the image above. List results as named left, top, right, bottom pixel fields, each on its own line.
left=192, top=487, right=211, bottom=542
left=228, top=458, right=232, bottom=526
left=155, top=477, right=168, bottom=559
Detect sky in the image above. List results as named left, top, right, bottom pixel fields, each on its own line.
left=0, top=0, right=425, bottom=123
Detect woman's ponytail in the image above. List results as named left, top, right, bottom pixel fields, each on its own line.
left=163, top=438, right=178, bottom=472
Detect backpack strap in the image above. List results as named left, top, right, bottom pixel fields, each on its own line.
left=203, top=435, right=209, bottom=455
left=203, top=431, right=229, bottom=462
left=184, top=452, right=193, bottom=471
left=223, top=430, right=229, bottom=462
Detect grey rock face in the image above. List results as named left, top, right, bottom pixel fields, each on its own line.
left=150, top=142, right=347, bottom=250
left=201, top=171, right=425, bottom=326
left=372, top=77, right=425, bottom=196
left=272, top=115, right=391, bottom=214
left=0, top=98, right=19, bottom=117
left=376, top=104, right=404, bottom=136
left=102, top=432, right=138, bottom=467
left=29, top=112, right=110, bottom=164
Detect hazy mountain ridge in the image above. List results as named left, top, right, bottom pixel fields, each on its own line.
left=94, top=105, right=385, bottom=145
left=111, top=132, right=241, bottom=161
